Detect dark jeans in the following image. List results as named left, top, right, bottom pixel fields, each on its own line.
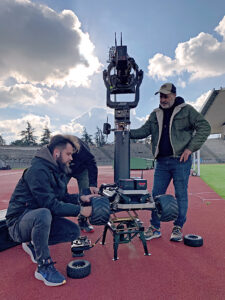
left=73, top=169, right=89, bottom=194
left=71, top=169, right=89, bottom=223
left=8, top=208, right=80, bottom=264
left=151, top=156, right=192, bottom=229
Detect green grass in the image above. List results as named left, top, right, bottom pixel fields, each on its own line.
left=200, top=164, right=225, bottom=199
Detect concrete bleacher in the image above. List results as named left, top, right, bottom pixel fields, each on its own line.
left=0, top=146, right=38, bottom=169
left=200, top=138, right=225, bottom=163
left=0, top=139, right=224, bottom=169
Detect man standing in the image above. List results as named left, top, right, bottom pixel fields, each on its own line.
left=65, top=135, right=98, bottom=233
left=6, top=135, right=92, bottom=286
left=130, top=83, right=211, bottom=242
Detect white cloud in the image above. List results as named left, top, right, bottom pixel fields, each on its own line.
left=177, top=79, right=186, bottom=88
left=148, top=53, right=182, bottom=80
left=215, top=15, right=225, bottom=38
left=0, top=114, right=51, bottom=144
left=148, top=15, right=225, bottom=81
left=0, top=83, right=57, bottom=108
left=186, top=90, right=212, bottom=111
left=0, top=0, right=101, bottom=89
left=59, top=123, right=84, bottom=136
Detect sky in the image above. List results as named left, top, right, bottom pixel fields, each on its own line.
left=0, top=0, right=225, bottom=144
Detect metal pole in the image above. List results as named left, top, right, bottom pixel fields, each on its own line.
left=197, top=150, right=200, bottom=176
left=193, top=152, right=196, bottom=171
left=114, top=130, right=130, bottom=183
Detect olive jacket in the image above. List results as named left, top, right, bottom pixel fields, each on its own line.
left=130, top=98, right=211, bottom=158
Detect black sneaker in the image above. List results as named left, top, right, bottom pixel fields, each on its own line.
left=170, top=226, right=183, bottom=242
left=22, top=242, right=37, bottom=263
left=78, top=216, right=94, bottom=233
left=35, top=258, right=66, bottom=286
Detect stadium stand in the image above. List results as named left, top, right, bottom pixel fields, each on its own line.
left=0, top=139, right=224, bottom=169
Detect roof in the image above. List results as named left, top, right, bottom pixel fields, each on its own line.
left=200, top=88, right=225, bottom=134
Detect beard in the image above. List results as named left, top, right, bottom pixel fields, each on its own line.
left=56, top=154, right=72, bottom=175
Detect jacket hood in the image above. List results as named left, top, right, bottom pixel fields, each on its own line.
left=33, top=146, right=58, bottom=167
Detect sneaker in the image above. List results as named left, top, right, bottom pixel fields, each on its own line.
left=22, top=242, right=37, bottom=263
left=35, top=259, right=66, bottom=286
left=78, top=217, right=94, bottom=233
left=170, top=226, right=183, bottom=242
left=144, top=225, right=161, bottom=240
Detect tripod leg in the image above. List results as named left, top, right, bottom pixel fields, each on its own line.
left=113, top=233, right=120, bottom=260
left=139, top=231, right=151, bottom=256
left=101, top=225, right=108, bottom=245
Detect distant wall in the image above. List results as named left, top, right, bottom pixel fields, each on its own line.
left=0, top=139, right=224, bottom=169
left=0, top=146, right=39, bottom=168
left=0, top=144, right=153, bottom=169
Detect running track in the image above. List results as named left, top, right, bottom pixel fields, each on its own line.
left=0, top=167, right=224, bottom=300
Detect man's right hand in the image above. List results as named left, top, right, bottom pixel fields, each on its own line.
left=80, top=206, right=92, bottom=217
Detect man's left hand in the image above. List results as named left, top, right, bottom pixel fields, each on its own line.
left=80, top=194, right=93, bottom=203
left=180, top=149, right=192, bottom=162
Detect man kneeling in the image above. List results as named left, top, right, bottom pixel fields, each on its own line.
left=6, top=135, right=92, bottom=286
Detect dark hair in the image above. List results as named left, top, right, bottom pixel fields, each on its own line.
left=48, top=134, right=75, bottom=154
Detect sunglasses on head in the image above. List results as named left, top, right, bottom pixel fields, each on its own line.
left=160, top=93, right=169, bottom=99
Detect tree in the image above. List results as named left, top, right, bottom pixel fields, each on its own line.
left=95, top=127, right=106, bottom=147
left=81, top=127, right=93, bottom=145
left=20, top=122, right=37, bottom=146
left=10, top=139, right=25, bottom=146
left=0, top=135, right=6, bottom=146
left=40, top=127, right=51, bottom=145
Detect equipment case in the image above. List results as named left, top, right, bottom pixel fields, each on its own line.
left=0, top=209, right=20, bottom=251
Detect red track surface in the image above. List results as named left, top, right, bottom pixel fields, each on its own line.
left=0, top=167, right=225, bottom=300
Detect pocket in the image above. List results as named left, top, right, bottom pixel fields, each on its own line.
left=173, top=114, right=189, bottom=130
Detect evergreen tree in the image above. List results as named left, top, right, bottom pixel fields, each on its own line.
left=40, top=127, right=51, bottom=145
left=81, top=127, right=93, bottom=145
left=95, top=127, right=106, bottom=147
left=0, top=135, right=6, bottom=146
left=20, top=122, right=37, bottom=146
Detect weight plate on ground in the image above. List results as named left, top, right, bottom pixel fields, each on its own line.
left=184, top=234, right=203, bottom=247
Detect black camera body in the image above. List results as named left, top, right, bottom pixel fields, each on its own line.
left=103, top=35, right=143, bottom=110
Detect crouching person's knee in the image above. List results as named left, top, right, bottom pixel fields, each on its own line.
left=34, top=208, right=52, bottom=229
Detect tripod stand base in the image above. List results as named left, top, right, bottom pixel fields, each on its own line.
left=101, top=213, right=150, bottom=261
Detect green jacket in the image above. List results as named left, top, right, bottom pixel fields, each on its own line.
left=130, top=101, right=211, bottom=158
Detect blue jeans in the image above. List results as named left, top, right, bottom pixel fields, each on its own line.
left=8, top=208, right=80, bottom=265
left=151, top=156, right=192, bottom=229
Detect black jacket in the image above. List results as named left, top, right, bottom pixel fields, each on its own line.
left=6, top=146, right=80, bottom=227
left=69, top=138, right=98, bottom=187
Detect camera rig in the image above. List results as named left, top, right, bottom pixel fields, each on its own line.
left=99, top=34, right=178, bottom=260
left=103, top=33, right=143, bottom=182
left=72, top=35, right=178, bottom=261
